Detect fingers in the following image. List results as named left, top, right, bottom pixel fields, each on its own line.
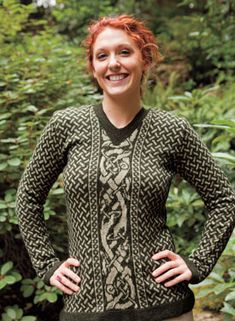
left=152, top=260, right=178, bottom=278
left=164, top=272, right=192, bottom=287
left=64, top=258, right=80, bottom=268
left=50, top=257, right=81, bottom=295
left=56, top=272, right=80, bottom=293
left=152, top=250, right=177, bottom=261
left=152, top=250, right=192, bottom=287
left=154, top=266, right=182, bottom=283
left=53, top=274, right=77, bottom=295
left=62, top=266, right=81, bottom=284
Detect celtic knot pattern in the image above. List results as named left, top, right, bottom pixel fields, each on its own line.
left=99, top=129, right=138, bottom=309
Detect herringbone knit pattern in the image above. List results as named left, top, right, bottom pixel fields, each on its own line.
left=16, top=105, right=235, bottom=321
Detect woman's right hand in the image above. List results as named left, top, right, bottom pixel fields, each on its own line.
left=50, top=258, right=81, bottom=295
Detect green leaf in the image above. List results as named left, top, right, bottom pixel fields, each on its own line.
left=0, top=215, right=7, bottom=222
left=176, top=214, right=187, bottom=227
left=25, top=105, right=38, bottom=112
left=184, top=91, right=192, bottom=97
left=46, top=292, right=58, bottom=303
left=0, top=112, right=11, bottom=120
left=212, top=120, right=235, bottom=127
left=0, top=203, right=7, bottom=209
left=2, top=313, right=11, bottom=321
left=38, top=292, right=48, bottom=301
left=196, top=278, right=214, bottom=287
left=0, top=162, right=8, bottom=171
left=51, top=188, right=64, bottom=195
left=11, top=271, right=22, bottom=282
left=225, top=290, right=235, bottom=301
left=33, top=296, right=40, bottom=304
left=1, top=261, right=13, bottom=275
left=21, top=316, right=37, bottom=321
left=209, top=272, right=224, bottom=283
left=5, top=193, right=12, bottom=202
left=37, top=280, right=44, bottom=289
left=7, top=158, right=21, bottom=166
left=212, top=152, right=235, bottom=163
left=22, top=278, right=34, bottom=285
left=221, top=302, right=235, bottom=316
left=22, top=285, right=34, bottom=297
left=0, top=279, right=7, bottom=289
left=196, top=287, right=214, bottom=299
left=5, top=275, right=16, bottom=284
left=168, top=95, right=189, bottom=101
left=1, top=138, right=17, bottom=144
left=194, top=124, right=230, bottom=129
left=6, top=308, right=16, bottom=319
left=15, top=308, right=23, bottom=319
left=213, top=283, right=234, bottom=295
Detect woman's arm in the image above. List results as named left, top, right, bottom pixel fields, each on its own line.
left=174, top=118, right=235, bottom=284
left=152, top=117, right=235, bottom=286
left=16, top=110, right=68, bottom=285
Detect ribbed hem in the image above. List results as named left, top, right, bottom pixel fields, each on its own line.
left=181, top=255, right=201, bottom=284
left=43, top=260, right=65, bottom=286
left=59, top=290, right=195, bottom=321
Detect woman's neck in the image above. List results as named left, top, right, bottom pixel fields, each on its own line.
left=102, top=94, right=142, bottom=129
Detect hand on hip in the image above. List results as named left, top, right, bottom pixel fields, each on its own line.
left=152, top=250, right=192, bottom=287
left=50, top=258, right=81, bottom=295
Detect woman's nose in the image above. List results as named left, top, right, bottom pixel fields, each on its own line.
left=108, top=54, right=121, bottom=70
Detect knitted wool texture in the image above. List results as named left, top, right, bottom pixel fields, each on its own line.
left=16, top=105, right=235, bottom=321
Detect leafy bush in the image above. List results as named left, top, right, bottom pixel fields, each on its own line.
left=0, top=261, right=22, bottom=290
left=51, top=0, right=119, bottom=39
left=164, top=0, right=235, bottom=86
left=1, top=0, right=234, bottom=319
left=2, top=305, right=36, bottom=321
left=192, top=231, right=235, bottom=320
left=20, top=277, right=61, bottom=304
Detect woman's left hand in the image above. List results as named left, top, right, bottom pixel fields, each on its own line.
left=151, top=250, right=192, bottom=287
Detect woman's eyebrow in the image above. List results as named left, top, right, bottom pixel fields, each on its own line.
left=95, top=43, right=133, bottom=52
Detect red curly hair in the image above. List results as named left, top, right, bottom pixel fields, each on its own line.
left=83, top=14, right=163, bottom=75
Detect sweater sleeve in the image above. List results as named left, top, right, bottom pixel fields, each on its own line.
left=16, top=110, right=67, bottom=285
left=175, top=118, right=235, bottom=284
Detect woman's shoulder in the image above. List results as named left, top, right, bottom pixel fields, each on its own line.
left=147, top=106, right=188, bottom=129
left=50, top=105, right=93, bottom=126
left=53, top=104, right=92, bottom=118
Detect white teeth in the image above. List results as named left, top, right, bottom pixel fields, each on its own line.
left=108, top=74, right=127, bottom=81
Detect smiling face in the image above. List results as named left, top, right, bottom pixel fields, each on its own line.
left=92, top=27, right=145, bottom=100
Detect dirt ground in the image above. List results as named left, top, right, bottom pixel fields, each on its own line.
left=194, top=310, right=223, bottom=321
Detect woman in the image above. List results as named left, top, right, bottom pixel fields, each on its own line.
left=16, top=15, right=235, bottom=321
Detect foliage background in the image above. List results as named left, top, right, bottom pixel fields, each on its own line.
left=0, top=0, right=234, bottom=320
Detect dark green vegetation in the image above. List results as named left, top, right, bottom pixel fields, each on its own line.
left=0, top=0, right=234, bottom=320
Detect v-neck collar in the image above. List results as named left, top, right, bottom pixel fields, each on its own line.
left=93, top=103, right=149, bottom=145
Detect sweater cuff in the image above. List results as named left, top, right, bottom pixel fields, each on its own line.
left=181, top=255, right=201, bottom=284
left=43, top=260, right=65, bottom=286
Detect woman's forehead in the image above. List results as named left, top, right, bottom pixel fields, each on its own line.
left=93, top=27, right=138, bottom=51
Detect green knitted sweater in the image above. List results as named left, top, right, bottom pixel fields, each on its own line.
left=16, top=104, right=235, bottom=321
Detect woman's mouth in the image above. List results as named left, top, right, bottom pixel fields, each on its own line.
left=106, top=73, right=129, bottom=81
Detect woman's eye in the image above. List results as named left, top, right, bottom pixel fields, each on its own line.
left=120, top=49, right=130, bottom=55
left=97, top=53, right=107, bottom=60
